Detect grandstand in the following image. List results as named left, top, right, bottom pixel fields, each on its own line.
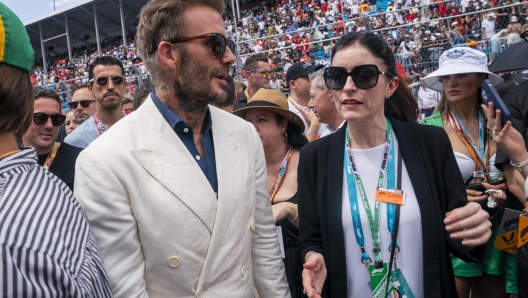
left=25, top=0, right=528, bottom=99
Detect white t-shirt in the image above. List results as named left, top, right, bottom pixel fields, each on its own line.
left=351, top=4, right=360, bottom=15
left=482, top=19, right=496, bottom=39
left=341, top=138, right=424, bottom=298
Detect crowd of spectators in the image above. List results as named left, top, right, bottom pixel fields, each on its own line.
left=31, top=0, right=528, bottom=94
left=31, top=32, right=147, bottom=99
left=225, top=0, right=528, bottom=80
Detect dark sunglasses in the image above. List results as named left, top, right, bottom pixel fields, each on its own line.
left=155, top=33, right=235, bottom=58
left=89, top=76, right=125, bottom=87
left=250, top=70, right=275, bottom=77
left=324, top=65, right=394, bottom=90
left=521, top=30, right=528, bottom=43
left=67, top=100, right=95, bottom=109
left=33, top=113, right=66, bottom=127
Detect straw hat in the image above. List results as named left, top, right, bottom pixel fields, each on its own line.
left=233, top=89, right=305, bottom=132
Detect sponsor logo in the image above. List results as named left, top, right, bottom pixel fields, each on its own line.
left=445, top=49, right=466, bottom=60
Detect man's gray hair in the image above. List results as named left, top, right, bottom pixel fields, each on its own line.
left=308, top=68, right=328, bottom=92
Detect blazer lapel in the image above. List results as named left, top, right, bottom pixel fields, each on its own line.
left=389, top=118, right=441, bottom=291
left=326, top=125, right=349, bottom=292
left=130, top=97, right=218, bottom=233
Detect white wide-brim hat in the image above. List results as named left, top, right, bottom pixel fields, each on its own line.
left=423, top=47, right=503, bottom=92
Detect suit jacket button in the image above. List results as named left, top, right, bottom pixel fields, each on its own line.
left=168, top=256, right=180, bottom=267
left=250, top=221, right=256, bottom=231
left=241, top=266, right=247, bottom=278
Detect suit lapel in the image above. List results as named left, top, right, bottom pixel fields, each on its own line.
left=326, top=125, right=349, bottom=292
left=130, top=97, right=218, bottom=233
left=389, top=118, right=441, bottom=290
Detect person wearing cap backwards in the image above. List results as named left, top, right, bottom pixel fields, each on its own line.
left=0, top=3, right=112, bottom=296
left=422, top=47, right=517, bottom=298
left=234, top=88, right=308, bottom=298
left=485, top=28, right=528, bottom=298
left=286, top=62, right=325, bottom=141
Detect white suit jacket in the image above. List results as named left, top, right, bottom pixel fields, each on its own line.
left=74, top=97, right=290, bottom=298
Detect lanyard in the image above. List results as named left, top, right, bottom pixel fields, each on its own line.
left=93, top=112, right=127, bottom=136
left=447, top=110, right=489, bottom=182
left=93, top=113, right=105, bottom=136
left=344, top=118, right=396, bottom=267
left=43, top=142, right=61, bottom=171
left=269, top=146, right=293, bottom=201
left=287, top=97, right=311, bottom=127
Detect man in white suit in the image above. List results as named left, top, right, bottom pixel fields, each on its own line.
left=74, top=0, right=291, bottom=297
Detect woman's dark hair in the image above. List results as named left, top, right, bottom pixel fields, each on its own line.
left=275, top=114, right=308, bottom=150
left=331, top=32, right=418, bottom=122
left=133, top=80, right=152, bottom=110
left=0, top=63, right=33, bottom=139
left=496, top=73, right=518, bottom=98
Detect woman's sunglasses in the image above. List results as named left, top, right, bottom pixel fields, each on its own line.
left=67, top=100, right=95, bottom=109
left=90, top=76, right=125, bottom=87
left=324, top=65, right=393, bottom=90
left=33, top=113, right=66, bottom=127
left=154, top=33, right=235, bottom=58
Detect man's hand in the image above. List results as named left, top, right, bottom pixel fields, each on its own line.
left=302, top=252, right=327, bottom=298
left=444, top=202, right=492, bottom=250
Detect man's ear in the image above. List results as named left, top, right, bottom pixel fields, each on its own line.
left=158, top=41, right=180, bottom=72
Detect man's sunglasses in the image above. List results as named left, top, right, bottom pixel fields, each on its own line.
left=67, top=100, right=95, bottom=109
left=521, top=30, right=528, bottom=43
left=250, top=70, right=275, bottom=77
left=323, top=65, right=394, bottom=90
left=153, top=33, right=235, bottom=58
left=33, top=113, right=66, bottom=127
left=89, top=76, right=126, bottom=87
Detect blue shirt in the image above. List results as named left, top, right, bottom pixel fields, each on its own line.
left=151, top=92, right=218, bottom=194
left=64, top=114, right=105, bottom=148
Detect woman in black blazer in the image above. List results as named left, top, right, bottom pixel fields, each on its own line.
left=298, top=32, right=492, bottom=298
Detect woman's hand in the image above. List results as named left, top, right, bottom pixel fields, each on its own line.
left=483, top=181, right=507, bottom=205
left=302, top=252, right=327, bottom=298
left=482, top=103, right=528, bottom=165
left=466, top=189, right=488, bottom=203
left=445, top=202, right=492, bottom=250
left=271, top=202, right=296, bottom=223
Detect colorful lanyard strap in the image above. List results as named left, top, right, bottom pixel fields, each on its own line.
left=344, top=118, right=397, bottom=268
left=287, top=97, right=311, bottom=127
left=447, top=110, right=488, bottom=183
left=93, top=112, right=127, bottom=136
left=43, top=142, right=61, bottom=171
left=270, top=146, right=293, bottom=202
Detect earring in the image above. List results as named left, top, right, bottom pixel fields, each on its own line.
left=283, top=132, right=288, bottom=141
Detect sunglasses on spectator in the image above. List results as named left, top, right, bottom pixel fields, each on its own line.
left=153, top=33, right=235, bottom=58
left=33, top=113, right=66, bottom=126
left=90, top=76, right=126, bottom=87
left=67, top=100, right=95, bottom=109
left=250, top=70, right=275, bottom=77
left=324, top=65, right=394, bottom=90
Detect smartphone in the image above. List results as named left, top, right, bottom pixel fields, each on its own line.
left=487, top=179, right=506, bottom=186
left=466, top=184, right=486, bottom=192
left=481, top=79, right=511, bottom=128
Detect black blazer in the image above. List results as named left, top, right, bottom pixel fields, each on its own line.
left=297, top=117, right=487, bottom=298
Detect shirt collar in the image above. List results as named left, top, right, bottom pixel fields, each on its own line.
left=151, top=91, right=213, bottom=133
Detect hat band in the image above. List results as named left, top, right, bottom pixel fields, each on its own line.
left=247, top=100, right=281, bottom=108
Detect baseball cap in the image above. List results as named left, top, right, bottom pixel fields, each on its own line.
left=423, top=47, right=503, bottom=92
left=286, top=62, right=323, bottom=84
left=0, top=3, right=34, bottom=72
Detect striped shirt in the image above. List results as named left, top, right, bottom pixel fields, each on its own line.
left=0, top=148, right=113, bottom=297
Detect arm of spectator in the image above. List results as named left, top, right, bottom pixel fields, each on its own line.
left=503, top=163, right=528, bottom=207
left=505, top=24, right=512, bottom=34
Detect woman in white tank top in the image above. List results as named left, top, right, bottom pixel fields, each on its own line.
left=423, top=47, right=514, bottom=298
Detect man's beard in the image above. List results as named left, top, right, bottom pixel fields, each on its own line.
left=173, top=51, right=230, bottom=113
